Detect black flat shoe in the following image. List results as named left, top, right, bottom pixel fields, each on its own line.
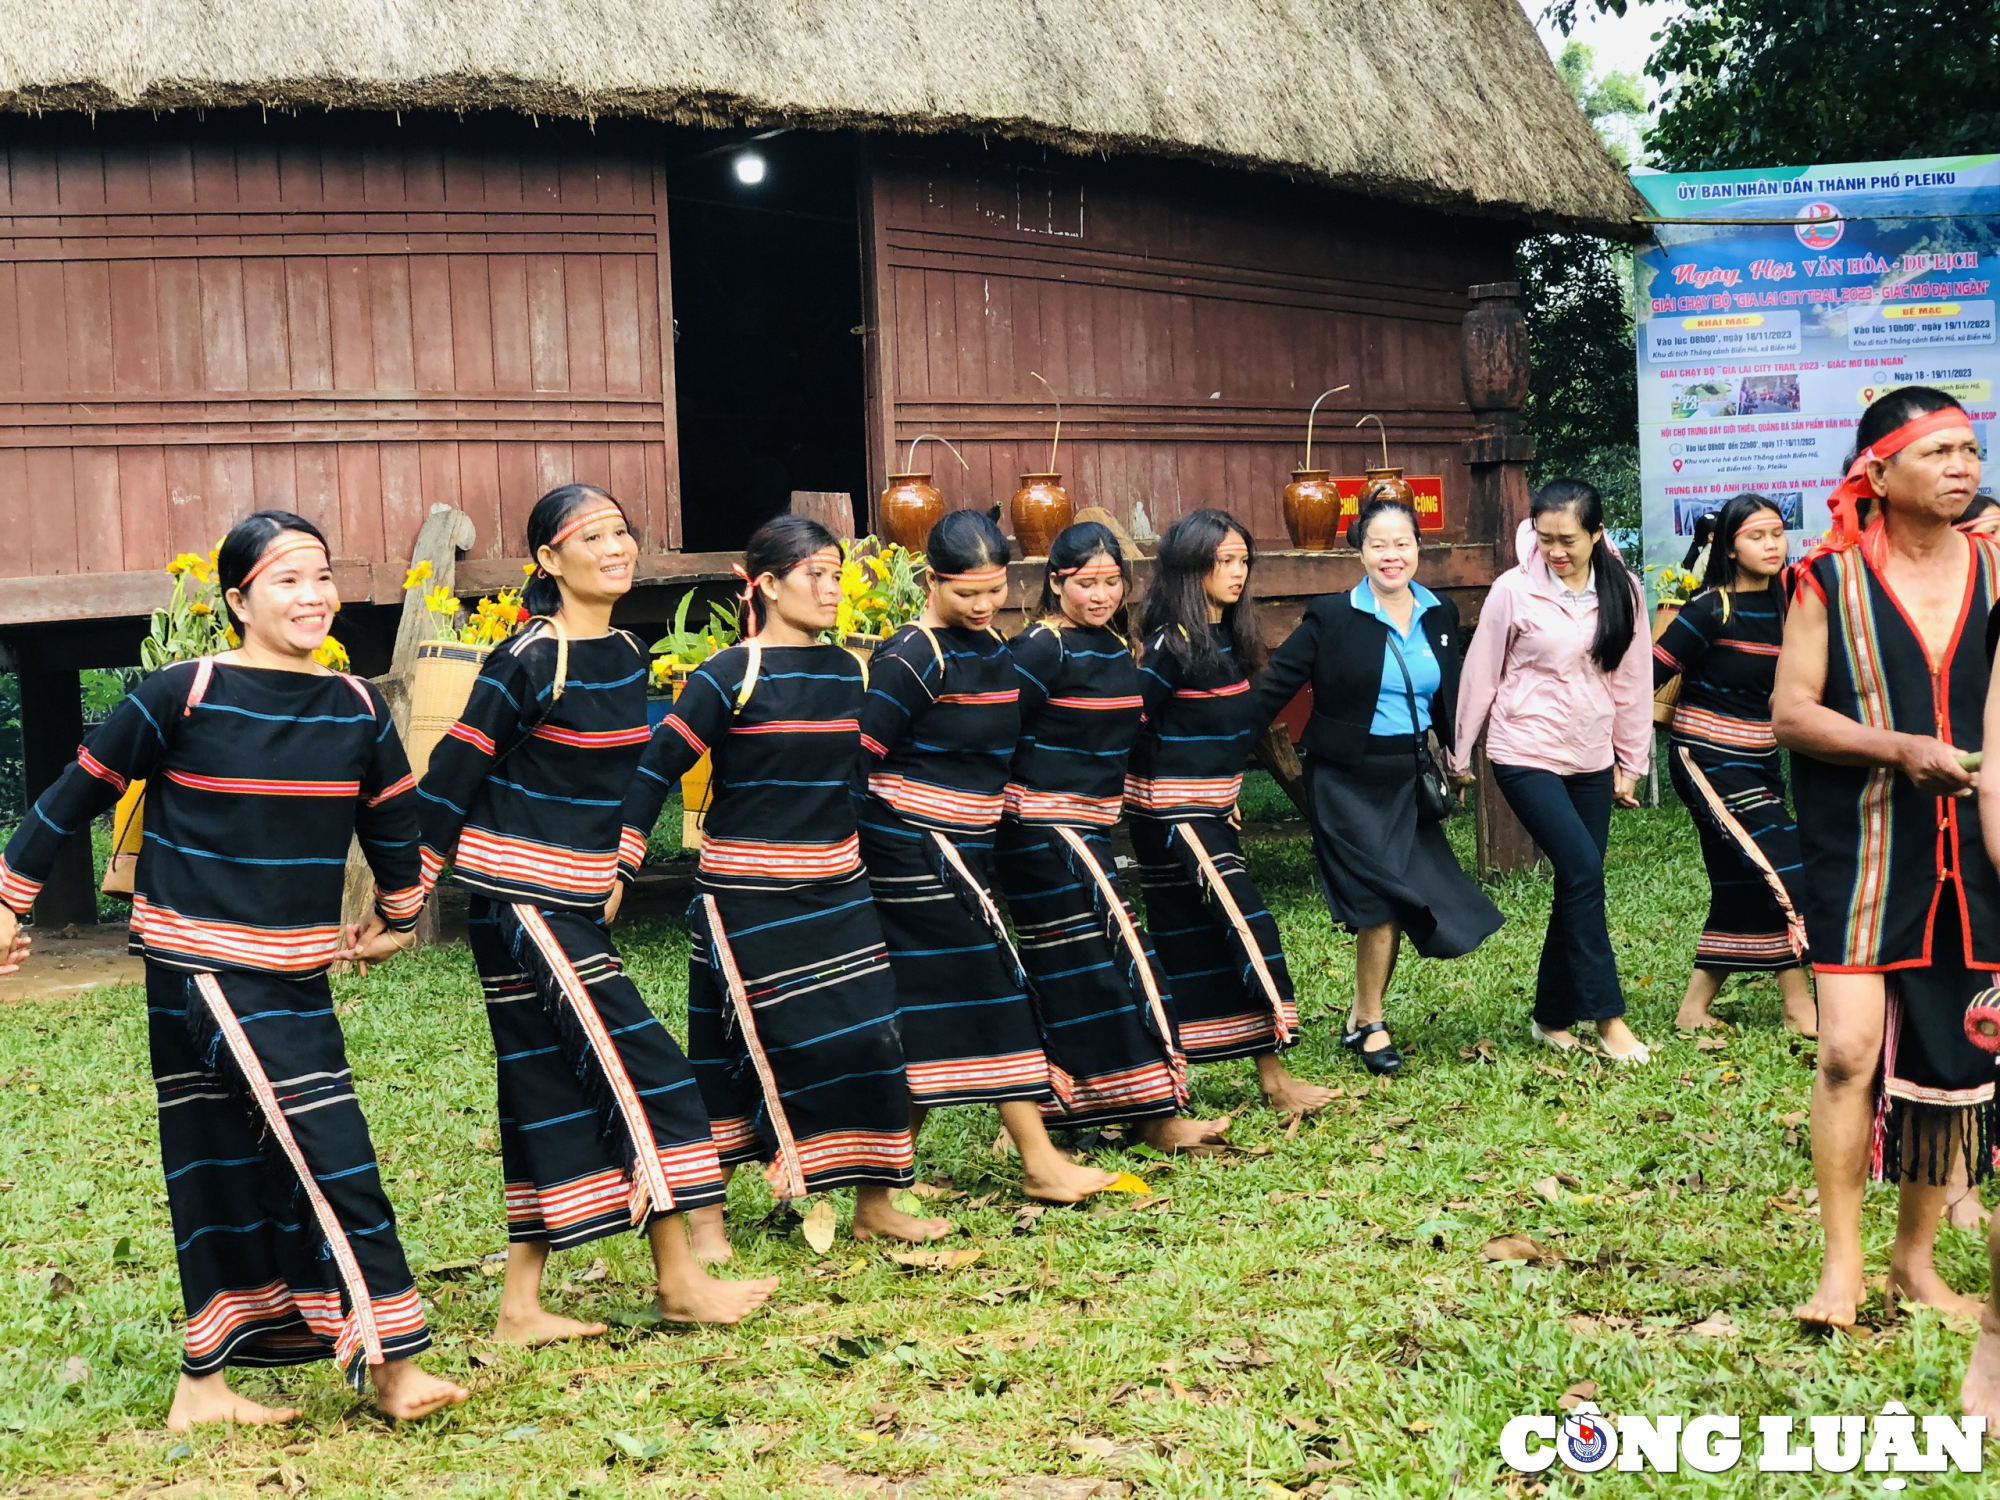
left=1342, top=1020, right=1404, bottom=1075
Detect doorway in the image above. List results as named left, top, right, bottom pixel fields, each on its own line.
left=665, top=129, right=869, bottom=552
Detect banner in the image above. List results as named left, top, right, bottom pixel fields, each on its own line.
left=1632, top=156, right=2000, bottom=571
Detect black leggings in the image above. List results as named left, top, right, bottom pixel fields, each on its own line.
left=1490, top=763, right=1625, bottom=1028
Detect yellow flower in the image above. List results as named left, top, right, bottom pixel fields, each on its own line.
left=403, top=560, right=434, bottom=592
left=167, top=552, right=203, bottom=578
left=313, top=636, right=351, bottom=671
left=523, top=562, right=537, bottom=577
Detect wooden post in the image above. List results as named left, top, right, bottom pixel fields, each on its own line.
left=18, top=665, right=96, bottom=927
left=791, top=491, right=858, bottom=539
left=340, top=505, right=477, bottom=951
left=1460, top=280, right=1541, bottom=878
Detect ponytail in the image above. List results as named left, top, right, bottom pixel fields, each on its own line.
left=1531, top=478, right=1638, bottom=673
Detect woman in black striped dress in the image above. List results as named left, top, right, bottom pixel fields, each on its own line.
left=1000, top=521, right=1230, bottom=1148
left=620, top=516, right=946, bottom=1254
left=0, top=512, right=466, bottom=1427
left=860, top=511, right=1123, bottom=1200
left=419, top=486, right=777, bottom=1337
left=1652, top=493, right=1815, bottom=1036
left=1128, top=510, right=1337, bottom=1116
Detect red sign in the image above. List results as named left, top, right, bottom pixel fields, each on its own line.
left=1332, top=476, right=1446, bottom=532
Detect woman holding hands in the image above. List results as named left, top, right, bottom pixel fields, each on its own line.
left=1245, top=496, right=1501, bottom=1072
left=1451, top=480, right=1653, bottom=1062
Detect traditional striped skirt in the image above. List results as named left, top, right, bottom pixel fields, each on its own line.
left=467, top=900, right=727, bottom=1249
left=1128, top=814, right=1298, bottom=1064
left=993, top=819, right=1185, bottom=1127
left=859, top=800, right=1053, bottom=1108
left=687, top=870, right=915, bottom=1195
left=1668, top=741, right=1809, bottom=974
left=152, top=962, right=429, bottom=1384
left=1875, top=904, right=1998, bottom=1186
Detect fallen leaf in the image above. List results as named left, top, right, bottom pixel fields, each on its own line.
left=1694, top=1035, right=1728, bottom=1052
left=576, top=1257, right=608, bottom=1283
left=1564, top=1315, right=1603, bottom=1337
left=44, top=1270, right=74, bottom=1300
left=1101, top=1172, right=1152, bottom=1195
left=1367, top=1143, right=1386, bottom=1160
left=910, top=1181, right=962, bottom=1202
left=1481, top=1234, right=1555, bottom=1264
left=868, top=1403, right=899, bottom=1433
left=1556, top=1380, right=1598, bottom=1410
left=887, top=1247, right=983, bottom=1272
left=1403, top=1419, right=1434, bottom=1434
left=1686, top=1311, right=1737, bottom=1338
left=1532, top=1176, right=1563, bottom=1203
left=1780, top=1110, right=1808, bottom=1128
left=1013, top=1204, right=1048, bottom=1234
left=468, top=1349, right=500, bottom=1368
left=1069, top=1435, right=1118, bottom=1459
left=802, top=1197, right=838, bottom=1255
left=991, top=1128, right=1018, bottom=1159
left=58, top=1355, right=90, bottom=1386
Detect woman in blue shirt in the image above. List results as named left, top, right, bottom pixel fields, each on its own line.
left=1246, top=498, right=1502, bottom=1072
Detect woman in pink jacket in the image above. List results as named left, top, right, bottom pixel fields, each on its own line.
left=1451, top=480, right=1654, bottom=1062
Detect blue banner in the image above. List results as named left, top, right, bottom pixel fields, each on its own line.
left=1632, top=156, right=2000, bottom=569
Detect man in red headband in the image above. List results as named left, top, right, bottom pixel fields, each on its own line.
left=1772, top=389, right=2000, bottom=1369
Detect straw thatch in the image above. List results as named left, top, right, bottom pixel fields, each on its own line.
left=0, top=0, right=1646, bottom=235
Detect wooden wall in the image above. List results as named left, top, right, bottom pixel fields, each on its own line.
left=0, top=116, right=678, bottom=625
left=863, top=141, right=1519, bottom=561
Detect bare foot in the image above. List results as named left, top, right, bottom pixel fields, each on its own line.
left=1961, top=1309, right=2000, bottom=1419
left=1949, top=1190, right=1991, bottom=1234
left=851, top=1187, right=953, bottom=1244
left=1888, top=1264, right=1988, bottom=1321
left=1021, top=1155, right=1122, bottom=1204
left=370, top=1358, right=469, bottom=1421
left=1134, top=1116, right=1232, bottom=1152
left=1258, top=1065, right=1340, bottom=1116
left=493, top=1306, right=608, bottom=1347
left=165, top=1371, right=300, bottom=1432
left=1794, top=1265, right=1864, bottom=1330
left=688, top=1204, right=735, bottom=1265
left=1675, top=1001, right=1726, bottom=1031
left=1783, top=997, right=1820, bottom=1039
left=656, top=1272, right=779, bottom=1326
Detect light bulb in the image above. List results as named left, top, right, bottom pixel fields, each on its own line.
left=733, top=153, right=767, bottom=186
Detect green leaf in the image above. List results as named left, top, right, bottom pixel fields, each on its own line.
left=109, top=1236, right=134, bottom=1264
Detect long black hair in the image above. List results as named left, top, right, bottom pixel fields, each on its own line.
left=1139, top=508, right=1265, bottom=677
left=1530, top=479, right=1638, bottom=673
left=1036, top=521, right=1131, bottom=637
left=1687, top=492, right=1787, bottom=594
left=217, top=510, right=330, bottom=631
left=741, top=514, right=837, bottom=634
left=523, top=483, right=628, bottom=618
left=927, top=508, right=1011, bottom=577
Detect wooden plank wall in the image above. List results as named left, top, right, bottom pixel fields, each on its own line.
left=0, top=119, right=678, bottom=624
left=864, top=142, right=1520, bottom=555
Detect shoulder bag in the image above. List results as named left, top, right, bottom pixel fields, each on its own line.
left=1384, top=633, right=1452, bottom=824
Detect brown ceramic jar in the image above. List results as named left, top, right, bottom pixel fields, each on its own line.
left=1360, top=466, right=1418, bottom=510
left=879, top=473, right=943, bottom=552
left=1010, top=473, right=1073, bottom=558
left=1282, top=469, right=1340, bottom=550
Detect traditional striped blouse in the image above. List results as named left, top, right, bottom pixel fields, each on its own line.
left=0, top=660, right=423, bottom=975
left=1126, top=626, right=1257, bottom=817
left=1006, top=621, right=1143, bottom=826
left=620, top=642, right=867, bottom=884
left=1651, top=587, right=1784, bottom=755
left=418, top=627, right=654, bottom=910
left=860, top=624, right=1020, bottom=834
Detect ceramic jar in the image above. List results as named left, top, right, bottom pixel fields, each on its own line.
left=879, top=473, right=943, bottom=552
left=1010, top=473, right=1073, bottom=558
left=1282, top=469, right=1341, bottom=550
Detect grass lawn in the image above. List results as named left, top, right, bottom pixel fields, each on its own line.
left=0, top=791, right=1990, bottom=1498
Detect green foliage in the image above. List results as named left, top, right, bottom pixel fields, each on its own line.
left=650, top=589, right=741, bottom=672
left=1517, top=42, right=1645, bottom=537
left=141, top=558, right=232, bottom=672
left=1645, top=0, right=2000, bottom=170
left=0, top=802, right=1984, bottom=1496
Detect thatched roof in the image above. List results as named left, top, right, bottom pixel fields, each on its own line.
left=0, top=0, right=1646, bottom=235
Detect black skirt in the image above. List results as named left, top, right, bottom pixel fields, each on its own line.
left=1306, top=739, right=1501, bottom=961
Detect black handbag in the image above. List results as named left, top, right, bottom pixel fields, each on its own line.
left=1385, top=633, right=1453, bottom=824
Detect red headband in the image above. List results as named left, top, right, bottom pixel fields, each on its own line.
left=1818, top=406, right=1974, bottom=553
left=1055, top=561, right=1122, bottom=581
left=548, top=503, right=626, bottom=550
left=734, top=546, right=841, bottom=639
left=240, top=532, right=328, bottom=587
left=933, top=564, right=1008, bottom=584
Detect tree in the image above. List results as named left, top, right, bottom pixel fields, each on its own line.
left=1549, top=0, right=2000, bottom=170
left=1516, top=42, right=1647, bottom=534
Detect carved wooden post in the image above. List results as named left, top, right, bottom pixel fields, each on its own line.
left=1461, top=281, right=1541, bottom=877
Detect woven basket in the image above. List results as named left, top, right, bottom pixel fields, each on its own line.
left=1650, top=604, right=1682, bottom=726
left=409, top=640, right=493, bottom=780
left=667, top=671, right=713, bottom=849
left=100, top=779, right=146, bottom=895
